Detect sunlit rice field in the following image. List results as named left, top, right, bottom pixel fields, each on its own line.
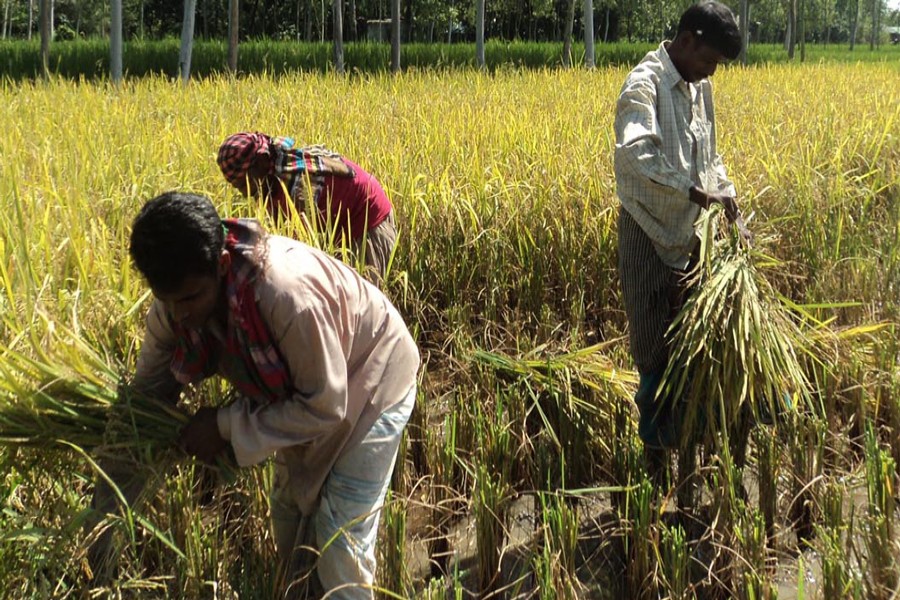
left=0, top=62, right=898, bottom=598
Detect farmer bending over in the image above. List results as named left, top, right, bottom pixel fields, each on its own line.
left=217, top=132, right=396, bottom=283
left=96, top=191, right=418, bottom=598
left=614, top=2, right=751, bottom=474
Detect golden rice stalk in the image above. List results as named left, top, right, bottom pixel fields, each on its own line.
left=0, top=319, right=187, bottom=464
left=473, top=341, right=638, bottom=412
left=660, top=206, right=821, bottom=443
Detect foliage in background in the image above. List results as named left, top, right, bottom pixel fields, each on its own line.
left=3, top=38, right=900, bottom=80
left=1, top=0, right=898, bottom=45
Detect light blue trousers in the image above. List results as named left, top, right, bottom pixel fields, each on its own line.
left=271, top=385, right=416, bottom=599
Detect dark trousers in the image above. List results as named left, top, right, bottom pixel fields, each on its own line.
left=617, top=207, right=696, bottom=448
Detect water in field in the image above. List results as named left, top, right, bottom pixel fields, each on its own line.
left=396, top=453, right=899, bottom=598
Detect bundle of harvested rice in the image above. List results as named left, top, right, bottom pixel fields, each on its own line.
left=0, top=322, right=186, bottom=464
left=659, top=207, right=818, bottom=444
left=473, top=341, right=638, bottom=410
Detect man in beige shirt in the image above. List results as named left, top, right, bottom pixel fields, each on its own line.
left=102, top=191, right=419, bottom=598
left=615, top=2, right=749, bottom=459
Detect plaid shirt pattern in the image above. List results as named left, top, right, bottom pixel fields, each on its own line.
left=217, top=132, right=270, bottom=185
left=614, top=42, right=735, bottom=269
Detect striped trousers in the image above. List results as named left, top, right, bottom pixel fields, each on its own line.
left=617, top=207, right=696, bottom=447
left=617, top=207, right=695, bottom=375
left=270, top=385, right=416, bottom=599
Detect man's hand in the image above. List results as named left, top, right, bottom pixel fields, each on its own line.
left=178, top=407, right=228, bottom=465
left=690, top=187, right=742, bottom=222
left=734, top=214, right=754, bottom=247
left=690, top=186, right=753, bottom=246
left=716, top=194, right=740, bottom=223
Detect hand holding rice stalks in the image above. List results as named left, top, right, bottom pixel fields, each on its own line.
left=0, top=319, right=187, bottom=467
left=659, top=206, right=821, bottom=447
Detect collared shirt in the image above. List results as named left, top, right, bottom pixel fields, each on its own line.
left=614, top=42, right=736, bottom=269
left=132, top=235, right=419, bottom=513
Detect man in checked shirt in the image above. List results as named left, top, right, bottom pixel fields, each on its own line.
left=614, top=2, right=751, bottom=477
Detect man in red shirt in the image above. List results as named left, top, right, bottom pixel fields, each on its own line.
left=217, top=132, right=396, bottom=283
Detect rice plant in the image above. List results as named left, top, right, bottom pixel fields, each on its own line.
left=660, top=207, right=821, bottom=447
left=533, top=490, right=580, bottom=599
left=862, top=421, right=899, bottom=598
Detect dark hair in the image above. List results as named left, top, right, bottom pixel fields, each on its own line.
left=678, top=1, right=742, bottom=60
left=129, top=192, right=224, bottom=293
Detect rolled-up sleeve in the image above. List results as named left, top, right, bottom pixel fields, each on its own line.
left=216, top=291, right=350, bottom=467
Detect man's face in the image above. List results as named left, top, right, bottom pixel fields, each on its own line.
left=228, top=155, right=273, bottom=198
left=679, top=36, right=727, bottom=83
left=229, top=174, right=268, bottom=198
left=154, top=252, right=228, bottom=329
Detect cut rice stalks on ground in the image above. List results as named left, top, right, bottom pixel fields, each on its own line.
left=473, top=342, right=637, bottom=404
left=472, top=342, right=638, bottom=448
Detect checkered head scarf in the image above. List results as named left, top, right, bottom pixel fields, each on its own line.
left=217, top=132, right=273, bottom=186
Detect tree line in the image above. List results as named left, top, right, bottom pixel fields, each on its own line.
left=2, top=0, right=897, bottom=79
left=3, top=0, right=896, bottom=44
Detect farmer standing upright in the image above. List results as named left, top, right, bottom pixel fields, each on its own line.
left=614, top=1, right=750, bottom=466
left=217, top=132, right=396, bottom=283
left=95, top=191, right=418, bottom=598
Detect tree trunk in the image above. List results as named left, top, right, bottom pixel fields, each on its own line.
left=786, top=0, right=795, bottom=58
left=40, top=0, right=50, bottom=77
left=390, top=0, right=400, bottom=72
left=561, top=0, right=575, bottom=67
left=513, top=0, right=521, bottom=38
left=799, top=0, right=805, bottom=61
left=111, top=0, right=123, bottom=83
left=305, top=2, right=312, bottom=40
left=475, top=0, right=485, bottom=68
left=869, top=0, right=878, bottom=50
left=404, top=0, right=413, bottom=42
left=583, top=0, right=594, bottom=68
left=3, top=0, right=10, bottom=40
left=3, top=0, right=11, bottom=39
left=738, top=0, right=750, bottom=64
left=658, top=0, right=664, bottom=41
left=227, top=0, right=239, bottom=71
left=348, top=0, right=357, bottom=41
left=333, top=0, right=344, bottom=73
left=179, top=0, right=197, bottom=83
left=603, top=6, right=609, bottom=42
